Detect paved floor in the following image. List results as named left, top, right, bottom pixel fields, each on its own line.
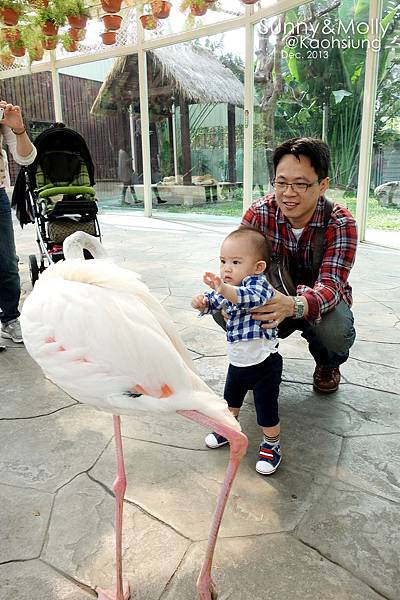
left=1, top=211, right=399, bottom=600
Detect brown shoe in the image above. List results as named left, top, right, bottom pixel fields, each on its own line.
left=313, top=366, right=341, bottom=393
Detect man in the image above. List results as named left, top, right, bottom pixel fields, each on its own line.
left=0, top=100, right=37, bottom=344
left=241, top=137, right=357, bottom=393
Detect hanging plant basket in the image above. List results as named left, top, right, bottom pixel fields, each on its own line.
left=101, top=30, right=116, bottom=45
left=190, top=3, right=208, bottom=16
left=1, top=7, right=20, bottom=26
left=0, top=50, right=15, bottom=67
left=69, top=27, right=86, bottom=41
left=2, top=27, right=20, bottom=43
left=30, top=45, right=44, bottom=61
left=140, top=14, right=158, bottom=30
left=9, top=43, right=25, bottom=57
left=100, top=0, right=122, bottom=14
left=63, top=39, right=78, bottom=52
left=151, top=1, right=171, bottom=19
left=41, top=20, right=58, bottom=36
left=102, top=14, right=122, bottom=31
left=42, top=35, right=58, bottom=50
left=29, top=0, right=49, bottom=7
left=67, top=14, right=87, bottom=29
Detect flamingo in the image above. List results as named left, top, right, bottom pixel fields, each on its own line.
left=20, top=232, right=248, bottom=600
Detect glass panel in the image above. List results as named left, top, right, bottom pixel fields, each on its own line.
left=59, top=57, right=143, bottom=212
left=141, top=0, right=244, bottom=39
left=144, top=30, right=245, bottom=216
left=365, top=0, right=400, bottom=249
left=252, top=0, right=368, bottom=208
left=0, top=72, right=54, bottom=183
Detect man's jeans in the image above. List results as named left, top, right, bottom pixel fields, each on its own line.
left=213, top=300, right=356, bottom=369
left=0, top=188, right=20, bottom=324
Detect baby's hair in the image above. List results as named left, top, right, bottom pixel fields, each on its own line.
left=225, top=226, right=272, bottom=270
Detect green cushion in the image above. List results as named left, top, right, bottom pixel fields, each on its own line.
left=38, top=185, right=96, bottom=198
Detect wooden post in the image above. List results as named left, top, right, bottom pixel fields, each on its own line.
left=179, top=96, right=192, bottom=185
left=227, top=103, right=236, bottom=183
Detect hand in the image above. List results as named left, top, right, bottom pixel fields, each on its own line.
left=203, top=272, right=222, bottom=291
left=191, top=294, right=208, bottom=311
left=0, top=102, right=24, bottom=132
left=250, top=289, right=296, bottom=329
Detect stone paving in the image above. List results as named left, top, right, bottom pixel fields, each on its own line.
left=1, top=211, right=399, bottom=600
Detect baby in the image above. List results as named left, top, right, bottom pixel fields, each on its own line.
left=192, top=226, right=283, bottom=475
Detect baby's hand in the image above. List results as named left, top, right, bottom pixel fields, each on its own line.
left=203, top=272, right=222, bottom=291
left=191, top=294, right=208, bottom=311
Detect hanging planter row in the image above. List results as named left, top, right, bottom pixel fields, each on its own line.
left=0, top=0, right=260, bottom=61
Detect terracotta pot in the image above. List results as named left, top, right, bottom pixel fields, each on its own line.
left=101, top=0, right=122, bottom=14
left=190, top=3, right=208, bottom=16
left=67, top=14, right=87, bottom=29
left=31, top=48, right=44, bottom=61
left=0, top=52, right=15, bottom=67
left=42, top=36, right=57, bottom=50
left=151, top=1, right=171, bottom=19
left=101, top=30, right=116, bottom=45
left=240, top=0, right=258, bottom=3
left=10, top=44, right=25, bottom=57
left=69, top=27, right=86, bottom=41
left=1, top=7, right=20, bottom=26
left=140, top=14, right=158, bottom=30
left=63, top=39, right=78, bottom=52
left=41, top=20, right=58, bottom=36
left=102, top=14, right=122, bottom=31
left=3, top=28, right=20, bottom=43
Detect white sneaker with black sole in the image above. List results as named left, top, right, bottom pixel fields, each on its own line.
left=1, top=319, right=23, bottom=344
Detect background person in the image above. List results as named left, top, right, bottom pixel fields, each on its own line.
left=118, top=148, right=139, bottom=205
left=242, top=137, right=357, bottom=393
left=0, top=101, right=37, bottom=344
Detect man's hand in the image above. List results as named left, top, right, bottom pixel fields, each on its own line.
left=203, top=272, right=222, bottom=292
left=251, top=290, right=304, bottom=329
left=191, top=294, right=208, bottom=311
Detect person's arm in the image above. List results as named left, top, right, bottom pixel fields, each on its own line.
left=203, top=273, right=273, bottom=309
left=1, top=103, right=36, bottom=165
left=251, top=209, right=358, bottom=327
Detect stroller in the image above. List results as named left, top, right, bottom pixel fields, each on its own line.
left=17, top=124, right=101, bottom=286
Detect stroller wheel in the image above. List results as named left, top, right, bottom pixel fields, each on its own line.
left=29, top=255, right=39, bottom=287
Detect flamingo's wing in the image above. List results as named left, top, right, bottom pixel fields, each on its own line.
left=21, top=259, right=239, bottom=430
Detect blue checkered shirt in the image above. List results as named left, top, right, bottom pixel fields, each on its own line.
left=201, top=274, right=278, bottom=343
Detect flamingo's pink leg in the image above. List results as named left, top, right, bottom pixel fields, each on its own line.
left=177, top=410, right=248, bottom=600
left=97, top=416, right=130, bottom=600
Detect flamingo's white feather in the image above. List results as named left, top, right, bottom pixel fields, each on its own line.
left=21, top=235, right=240, bottom=431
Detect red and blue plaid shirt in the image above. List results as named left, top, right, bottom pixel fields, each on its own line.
left=241, top=194, right=358, bottom=322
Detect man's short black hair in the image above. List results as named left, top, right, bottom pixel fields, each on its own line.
left=273, top=137, right=330, bottom=180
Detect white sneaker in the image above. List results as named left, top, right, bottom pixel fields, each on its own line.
left=205, top=432, right=229, bottom=449
left=1, top=319, right=23, bottom=344
left=255, top=442, right=281, bottom=475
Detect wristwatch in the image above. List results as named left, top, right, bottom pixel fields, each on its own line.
left=292, top=296, right=305, bottom=319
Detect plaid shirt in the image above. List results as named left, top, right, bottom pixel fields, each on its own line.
left=241, top=194, right=357, bottom=322
left=202, top=274, right=277, bottom=343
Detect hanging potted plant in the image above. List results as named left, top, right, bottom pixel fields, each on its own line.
left=0, top=46, right=15, bottom=66
left=0, top=0, right=24, bottom=26
left=151, top=1, right=171, bottom=19
left=61, top=31, right=78, bottom=52
left=100, top=0, right=122, bottom=14
left=42, top=35, right=58, bottom=50
left=1, top=25, right=20, bottom=43
left=68, top=26, right=86, bottom=41
left=8, top=36, right=25, bottom=56
left=102, top=13, right=122, bottom=31
left=240, top=0, right=258, bottom=4
left=36, top=4, right=65, bottom=36
left=28, top=0, right=49, bottom=7
left=28, top=41, right=44, bottom=61
left=101, top=30, right=116, bottom=45
left=140, top=14, right=158, bottom=29
left=65, top=0, right=90, bottom=30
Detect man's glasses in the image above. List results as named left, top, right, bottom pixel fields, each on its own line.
left=272, top=179, right=320, bottom=193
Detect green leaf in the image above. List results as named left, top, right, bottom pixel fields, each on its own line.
left=332, top=89, right=353, bottom=104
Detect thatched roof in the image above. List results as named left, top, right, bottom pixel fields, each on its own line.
left=91, top=43, right=244, bottom=117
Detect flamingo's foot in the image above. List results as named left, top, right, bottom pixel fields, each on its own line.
left=96, top=582, right=130, bottom=600
left=197, top=578, right=218, bottom=600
